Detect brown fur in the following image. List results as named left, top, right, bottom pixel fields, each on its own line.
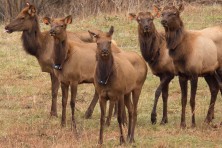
left=4, top=3, right=100, bottom=118
left=129, top=12, right=175, bottom=124
left=160, top=4, right=222, bottom=127
left=90, top=26, right=147, bottom=144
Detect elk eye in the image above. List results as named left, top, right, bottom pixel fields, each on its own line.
left=20, top=17, right=25, bottom=20
left=109, top=41, right=111, bottom=44
left=60, top=25, right=64, bottom=28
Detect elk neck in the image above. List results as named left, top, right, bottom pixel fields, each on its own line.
left=53, top=32, right=68, bottom=53
left=21, top=15, right=42, bottom=58
left=165, top=20, right=185, bottom=51
left=138, top=26, right=161, bottom=66
left=96, top=52, right=114, bottom=85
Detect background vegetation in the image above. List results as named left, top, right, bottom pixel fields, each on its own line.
left=1, top=0, right=222, bottom=21
left=0, top=2, right=222, bottom=148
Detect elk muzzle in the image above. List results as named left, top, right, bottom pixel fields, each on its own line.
left=49, top=29, right=56, bottom=36
left=161, top=20, right=168, bottom=27
left=5, top=25, right=13, bottom=34
left=143, top=25, right=150, bottom=32
left=101, top=49, right=109, bottom=57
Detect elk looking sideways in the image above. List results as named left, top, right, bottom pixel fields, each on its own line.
left=4, top=3, right=100, bottom=119
left=160, top=4, right=222, bottom=127
left=89, top=26, right=147, bottom=144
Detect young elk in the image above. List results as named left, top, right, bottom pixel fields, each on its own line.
left=89, top=26, right=147, bottom=144
left=4, top=3, right=99, bottom=118
left=160, top=4, right=222, bottom=127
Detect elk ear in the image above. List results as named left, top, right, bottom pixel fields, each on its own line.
left=107, top=26, right=114, bottom=37
left=88, top=30, right=99, bottom=39
left=178, top=4, right=184, bottom=13
left=64, top=15, right=72, bottom=24
left=153, top=5, right=161, bottom=18
left=42, top=17, right=51, bottom=25
left=26, top=2, right=30, bottom=7
left=128, top=13, right=137, bottom=20
left=27, top=5, right=36, bottom=16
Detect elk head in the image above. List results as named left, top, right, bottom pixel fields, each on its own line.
left=88, top=26, right=114, bottom=58
left=129, top=6, right=161, bottom=33
left=5, top=2, right=37, bottom=33
left=42, top=15, right=72, bottom=40
left=160, top=4, right=184, bottom=30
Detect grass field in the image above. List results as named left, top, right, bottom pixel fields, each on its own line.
left=1, top=5, right=222, bottom=148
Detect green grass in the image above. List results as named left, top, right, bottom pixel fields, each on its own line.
left=0, top=5, right=222, bottom=147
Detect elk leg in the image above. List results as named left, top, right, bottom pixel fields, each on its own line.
left=151, top=74, right=174, bottom=124
left=216, top=68, right=222, bottom=95
left=124, top=93, right=133, bottom=141
left=113, top=102, right=118, bottom=117
left=122, top=104, right=127, bottom=126
left=98, top=97, right=107, bottom=145
left=179, top=76, right=188, bottom=128
left=160, top=79, right=170, bottom=125
left=70, top=83, right=78, bottom=136
left=106, top=100, right=115, bottom=126
left=204, top=75, right=219, bottom=123
left=50, top=73, right=60, bottom=117
left=190, top=77, right=198, bottom=128
left=118, top=96, right=125, bottom=145
left=84, top=90, right=99, bottom=119
left=61, top=82, right=69, bottom=127
left=130, top=88, right=142, bottom=143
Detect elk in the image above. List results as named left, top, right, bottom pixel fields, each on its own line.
left=129, top=10, right=205, bottom=127
left=4, top=3, right=100, bottom=119
left=89, top=26, right=147, bottom=144
left=43, top=15, right=131, bottom=129
left=160, top=4, right=222, bottom=127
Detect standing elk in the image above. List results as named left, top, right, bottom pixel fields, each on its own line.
left=159, top=4, right=222, bottom=127
left=4, top=3, right=101, bottom=119
left=129, top=11, right=175, bottom=125
left=89, top=26, right=147, bottom=144
left=42, top=15, right=136, bottom=130
left=129, top=9, right=222, bottom=127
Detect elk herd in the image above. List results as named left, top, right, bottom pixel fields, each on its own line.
left=4, top=2, right=222, bottom=145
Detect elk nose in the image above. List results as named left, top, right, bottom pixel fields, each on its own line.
left=161, top=20, right=167, bottom=25
left=102, top=48, right=108, bottom=52
left=49, top=29, right=56, bottom=36
left=144, top=26, right=149, bottom=30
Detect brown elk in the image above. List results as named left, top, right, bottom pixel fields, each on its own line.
left=4, top=3, right=100, bottom=119
left=89, top=26, right=147, bottom=144
left=129, top=11, right=175, bottom=125
left=129, top=10, right=206, bottom=127
left=42, top=15, right=130, bottom=130
left=159, top=4, right=222, bottom=127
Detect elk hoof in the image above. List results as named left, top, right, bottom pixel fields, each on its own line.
left=191, top=123, right=196, bottom=128
left=122, top=120, right=127, bottom=127
left=129, top=137, right=135, bottom=143
left=180, top=122, right=186, bottom=129
left=98, top=139, right=103, bottom=145
left=50, top=111, right=58, bottom=117
left=151, top=113, right=157, bottom=124
left=61, top=121, right=66, bottom=127
left=160, top=117, right=168, bottom=125
left=105, top=120, right=111, bottom=127
left=84, top=109, right=93, bottom=119
left=204, top=117, right=212, bottom=124
left=119, top=136, right=125, bottom=145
